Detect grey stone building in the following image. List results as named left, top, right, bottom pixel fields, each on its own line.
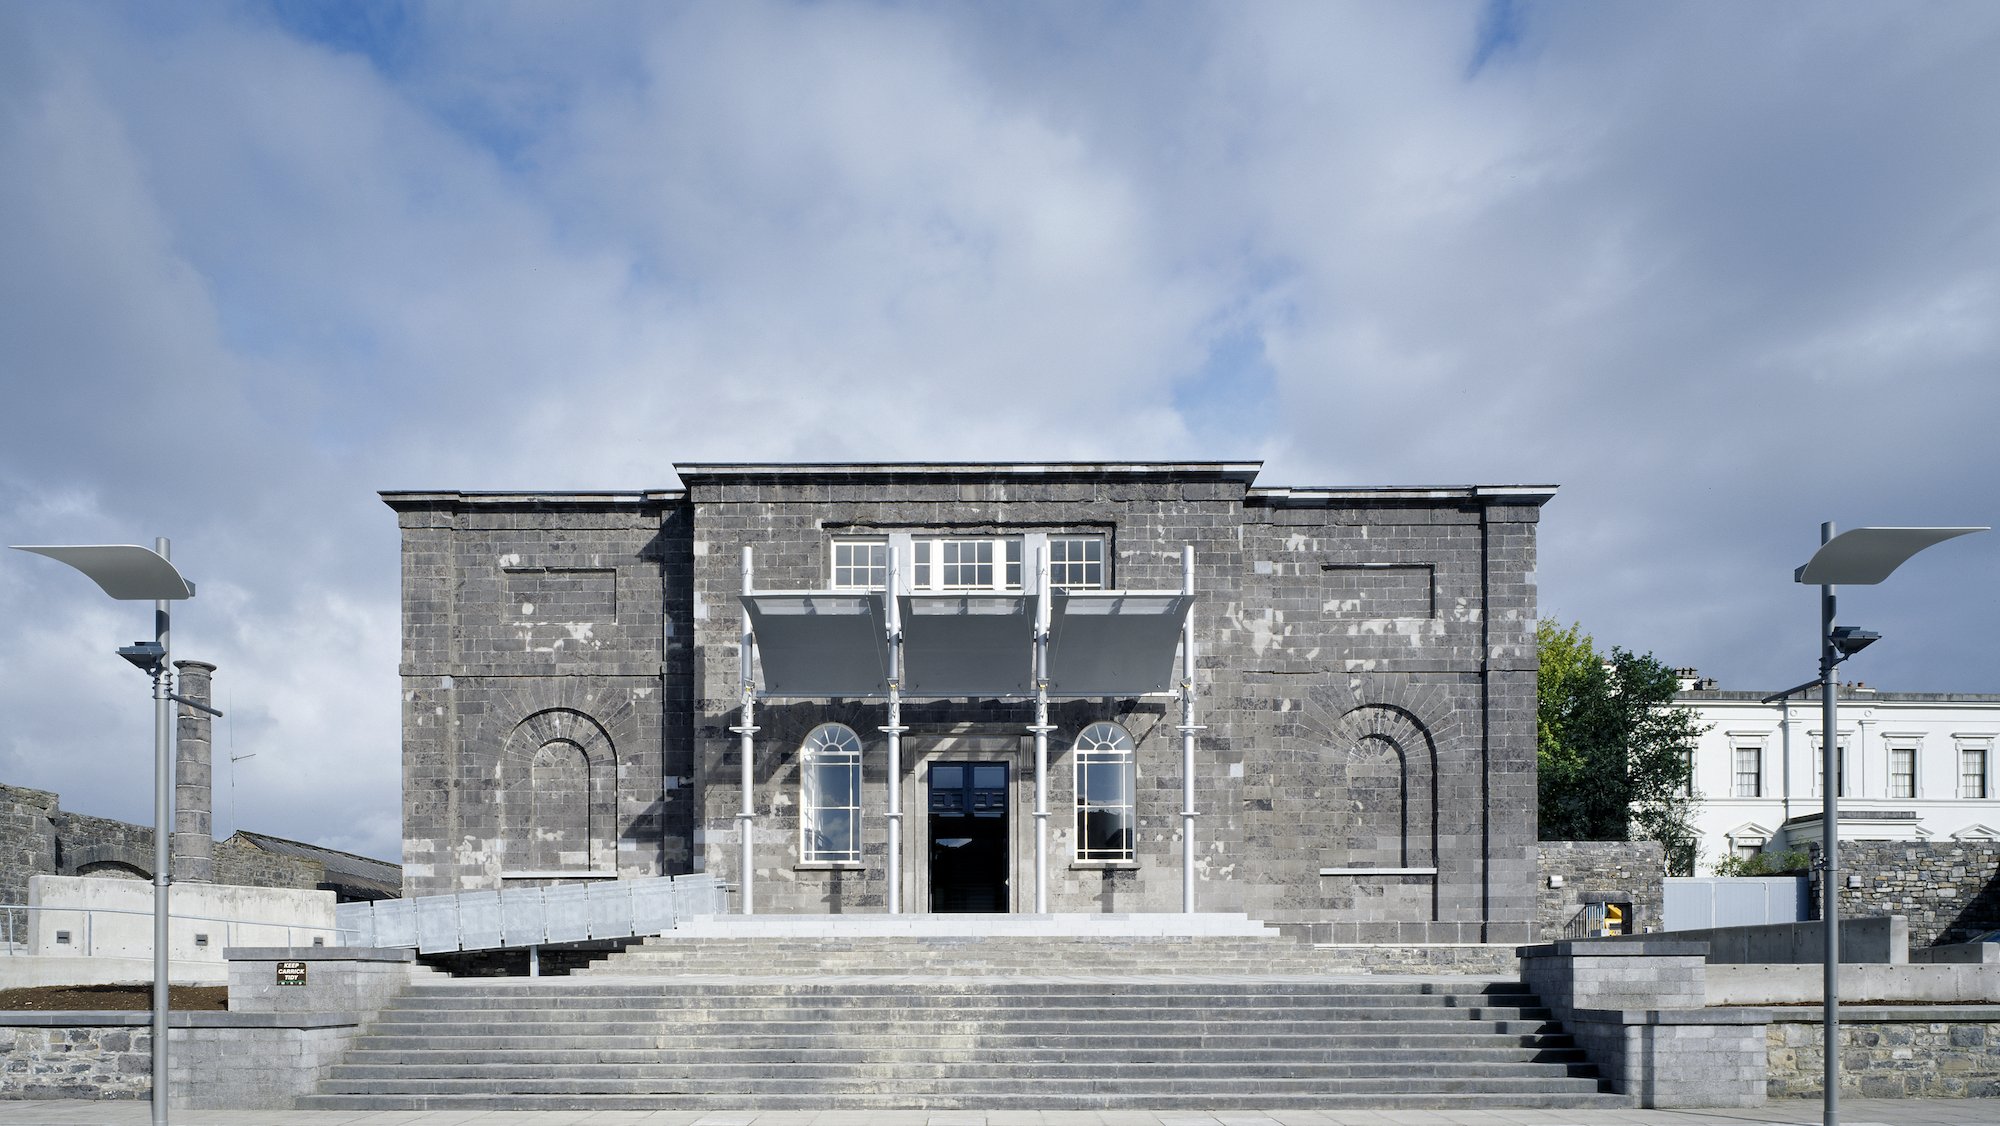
left=385, top=462, right=1552, bottom=943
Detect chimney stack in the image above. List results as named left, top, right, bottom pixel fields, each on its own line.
left=172, top=660, right=217, bottom=884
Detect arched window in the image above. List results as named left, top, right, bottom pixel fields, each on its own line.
left=801, top=723, right=864, bottom=863
left=1074, top=721, right=1136, bottom=861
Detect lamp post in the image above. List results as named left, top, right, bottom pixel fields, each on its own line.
left=11, top=541, right=199, bottom=1126
left=1784, top=523, right=1985, bottom=1126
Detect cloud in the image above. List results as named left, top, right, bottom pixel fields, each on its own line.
left=3, top=1, right=1998, bottom=866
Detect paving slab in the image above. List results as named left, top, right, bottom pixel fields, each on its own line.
left=0, top=1101, right=1995, bottom=1126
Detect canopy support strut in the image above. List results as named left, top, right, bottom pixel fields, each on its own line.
left=734, top=547, right=757, bottom=915
left=883, top=546, right=905, bottom=914
left=1179, top=545, right=1201, bottom=914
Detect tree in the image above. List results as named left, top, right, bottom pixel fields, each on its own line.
left=1537, top=620, right=1704, bottom=875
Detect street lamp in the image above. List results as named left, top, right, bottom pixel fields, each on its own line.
left=11, top=541, right=198, bottom=1126
left=1785, top=523, right=1985, bottom=1126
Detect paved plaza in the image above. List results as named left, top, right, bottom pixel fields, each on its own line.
left=0, top=1101, right=1991, bottom=1126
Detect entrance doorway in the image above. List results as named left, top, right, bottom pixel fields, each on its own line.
left=927, top=761, right=1009, bottom=912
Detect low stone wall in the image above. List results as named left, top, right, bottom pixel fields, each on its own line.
left=1765, top=1008, right=2000, bottom=1098
left=0, top=1016, right=152, bottom=1100
left=0, top=946, right=421, bottom=1108
left=1816, top=841, right=2000, bottom=948
left=171, top=1014, right=367, bottom=1109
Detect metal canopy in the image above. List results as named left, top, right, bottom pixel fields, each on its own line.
left=1047, top=591, right=1194, bottom=697
left=898, top=594, right=1036, bottom=697
left=741, top=594, right=890, bottom=697
left=1794, top=527, right=1987, bottom=585
left=10, top=544, right=195, bottom=600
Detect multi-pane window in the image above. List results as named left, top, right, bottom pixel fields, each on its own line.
left=1889, top=745, right=1917, bottom=799
left=831, top=539, right=888, bottom=590
left=1074, top=722, right=1136, bottom=862
left=1733, top=837, right=1765, bottom=863
left=800, top=724, right=863, bottom=863
left=1814, top=737, right=1849, bottom=797
left=1732, top=744, right=1762, bottom=798
left=1962, top=744, right=1990, bottom=799
left=1048, top=536, right=1106, bottom=589
left=1678, top=747, right=1696, bottom=797
left=911, top=537, right=1024, bottom=591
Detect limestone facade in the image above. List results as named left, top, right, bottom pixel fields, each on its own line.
left=386, top=463, right=1552, bottom=942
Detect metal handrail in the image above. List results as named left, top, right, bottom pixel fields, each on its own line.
left=0, top=901, right=337, bottom=957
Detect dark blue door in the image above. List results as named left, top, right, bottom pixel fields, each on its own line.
left=928, top=761, right=1009, bottom=912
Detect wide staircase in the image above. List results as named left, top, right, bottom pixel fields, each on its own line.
left=298, top=915, right=1630, bottom=1111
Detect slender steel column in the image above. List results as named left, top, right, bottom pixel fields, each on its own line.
left=883, top=546, right=905, bottom=914
left=1031, top=546, right=1052, bottom=913
left=1819, top=521, right=1841, bottom=1126
left=733, top=548, right=758, bottom=915
left=1178, top=545, right=1199, bottom=914
left=150, top=538, right=172, bottom=1126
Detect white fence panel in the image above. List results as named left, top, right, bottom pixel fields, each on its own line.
left=541, top=885, right=593, bottom=944
left=416, top=896, right=461, bottom=954
left=501, top=888, right=547, bottom=948
left=1663, top=876, right=1807, bottom=931
left=456, top=891, right=504, bottom=951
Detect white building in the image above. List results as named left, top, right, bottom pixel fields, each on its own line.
left=1675, top=677, right=2000, bottom=873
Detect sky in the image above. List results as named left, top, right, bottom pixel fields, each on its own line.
left=3, top=1, right=1997, bottom=866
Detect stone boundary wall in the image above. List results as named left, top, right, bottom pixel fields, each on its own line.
left=1812, top=841, right=2000, bottom=948
left=1536, top=841, right=1665, bottom=939
left=0, top=1016, right=152, bottom=1099
left=1765, top=1008, right=2000, bottom=1098
left=214, top=838, right=323, bottom=892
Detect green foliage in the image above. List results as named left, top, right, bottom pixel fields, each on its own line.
left=1536, top=620, right=1705, bottom=875
left=1712, top=848, right=1810, bottom=877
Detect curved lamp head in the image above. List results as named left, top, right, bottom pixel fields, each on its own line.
left=10, top=544, right=195, bottom=600
left=1794, top=527, right=1987, bottom=586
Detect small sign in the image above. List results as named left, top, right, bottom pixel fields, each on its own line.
left=276, top=961, right=308, bottom=987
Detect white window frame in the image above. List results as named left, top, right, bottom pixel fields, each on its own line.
left=1073, top=721, right=1137, bottom=862
left=1046, top=535, right=1107, bottom=590
left=829, top=538, right=889, bottom=591
left=800, top=723, right=864, bottom=864
left=1813, top=735, right=1850, bottom=798
left=1960, top=740, right=1992, bottom=800
left=1885, top=739, right=1919, bottom=800
left=1732, top=742, right=1763, bottom=798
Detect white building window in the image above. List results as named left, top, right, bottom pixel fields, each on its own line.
left=1733, top=836, right=1766, bottom=863
left=800, top=724, right=863, bottom=863
left=1962, top=743, right=1991, bottom=799
left=830, top=539, right=888, bottom=590
left=1074, top=721, right=1136, bottom=862
left=1732, top=744, right=1762, bottom=798
left=911, top=536, right=1023, bottom=591
left=1048, top=535, right=1106, bottom=590
left=1813, top=736, right=1849, bottom=797
left=1888, top=744, right=1918, bottom=800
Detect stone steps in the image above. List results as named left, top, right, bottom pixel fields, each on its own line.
left=299, top=973, right=1629, bottom=1111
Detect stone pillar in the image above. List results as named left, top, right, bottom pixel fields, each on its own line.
left=173, top=660, right=217, bottom=884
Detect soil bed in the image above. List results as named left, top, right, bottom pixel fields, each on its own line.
left=0, top=983, right=228, bottom=1011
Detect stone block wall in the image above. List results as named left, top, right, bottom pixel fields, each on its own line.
left=0, top=1018, right=152, bottom=1099
left=388, top=493, right=686, bottom=895
left=673, top=467, right=1547, bottom=941
left=1536, top=840, right=1666, bottom=939
left=0, top=785, right=60, bottom=938
left=1766, top=1010, right=2000, bottom=1098
left=1812, top=841, right=2000, bottom=947
left=213, top=837, right=324, bottom=891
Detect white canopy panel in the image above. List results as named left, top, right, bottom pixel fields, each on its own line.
left=1047, top=591, right=1193, bottom=697
left=742, top=594, right=891, bottom=698
left=899, top=595, right=1036, bottom=698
